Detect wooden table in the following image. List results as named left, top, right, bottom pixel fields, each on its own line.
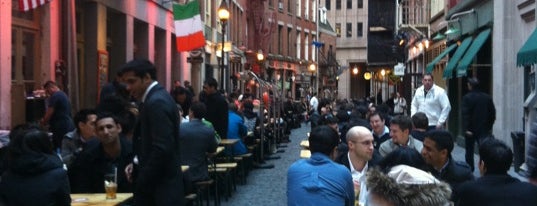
left=215, top=146, right=225, bottom=155
left=219, top=139, right=240, bottom=157
left=219, top=139, right=239, bottom=145
left=300, top=150, right=311, bottom=158
left=300, top=140, right=309, bottom=149
left=71, top=193, right=132, bottom=206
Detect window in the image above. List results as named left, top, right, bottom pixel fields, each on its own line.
left=288, top=27, right=292, bottom=55
left=288, top=0, right=292, bottom=13
left=358, top=0, right=363, bottom=8
left=278, top=25, right=283, bottom=53
left=336, top=0, right=341, bottom=10
left=525, top=65, right=535, bottom=100
left=305, top=0, right=309, bottom=19
left=305, top=35, right=309, bottom=60
left=357, top=22, right=363, bottom=37
left=346, top=23, right=352, bottom=37
left=326, top=0, right=331, bottom=10
left=297, top=0, right=301, bottom=17
left=204, top=0, right=211, bottom=27
left=296, top=31, right=301, bottom=59
left=347, top=0, right=352, bottom=9
left=312, top=0, right=316, bottom=22
left=335, top=23, right=341, bottom=37
left=268, top=0, right=273, bottom=7
left=312, top=35, right=316, bottom=61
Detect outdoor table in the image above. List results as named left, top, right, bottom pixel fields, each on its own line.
left=71, top=193, right=132, bottom=206
left=219, top=139, right=239, bottom=146
left=300, top=140, right=309, bottom=149
left=219, top=139, right=239, bottom=157
left=300, top=150, right=311, bottom=158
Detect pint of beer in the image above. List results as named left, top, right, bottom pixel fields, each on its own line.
left=104, top=172, right=117, bottom=199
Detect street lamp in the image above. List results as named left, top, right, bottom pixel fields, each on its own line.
left=309, top=63, right=316, bottom=93
left=257, top=50, right=264, bottom=61
left=353, top=67, right=359, bottom=75
left=218, top=0, right=229, bottom=92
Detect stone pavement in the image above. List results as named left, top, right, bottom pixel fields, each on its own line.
left=221, top=123, right=526, bottom=206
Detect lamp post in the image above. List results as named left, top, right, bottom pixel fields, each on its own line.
left=309, top=63, right=316, bottom=94
left=218, top=0, right=229, bottom=92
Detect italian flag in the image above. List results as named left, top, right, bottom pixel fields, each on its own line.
left=173, top=1, right=206, bottom=52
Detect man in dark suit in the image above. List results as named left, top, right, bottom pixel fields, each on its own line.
left=455, top=138, right=537, bottom=206
left=179, top=102, right=218, bottom=193
left=120, top=59, right=184, bottom=205
left=202, top=78, right=228, bottom=139
left=421, top=130, right=474, bottom=199
left=336, top=126, right=381, bottom=206
left=462, top=77, right=496, bottom=171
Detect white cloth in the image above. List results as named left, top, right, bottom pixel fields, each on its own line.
left=387, top=165, right=440, bottom=184
left=410, top=84, right=451, bottom=126
left=310, top=96, right=319, bottom=111
left=393, top=97, right=407, bottom=114
left=141, top=81, right=158, bottom=103
left=348, top=153, right=368, bottom=206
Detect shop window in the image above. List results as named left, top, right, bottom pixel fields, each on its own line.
left=525, top=65, right=535, bottom=100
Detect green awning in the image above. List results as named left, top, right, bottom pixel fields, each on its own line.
left=426, top=44, right=458, bottom=73
left=456, top=29, right=491, bottom=77
left=517, top=27, right=537, bottom=67
left=443, top=36, right=473, bottom=79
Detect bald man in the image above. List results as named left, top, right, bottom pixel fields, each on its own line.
left=336, top=126, right=381, bottom=206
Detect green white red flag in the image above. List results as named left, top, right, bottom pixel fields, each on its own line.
left=19, top=0, right=52, bottom=12
left=173, top=1, right=206, bottom=52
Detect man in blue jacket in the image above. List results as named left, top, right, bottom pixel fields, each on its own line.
left=287, top=125, right=354, bottom=206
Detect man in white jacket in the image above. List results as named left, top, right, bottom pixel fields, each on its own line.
left=411, top=73, right=451, bottom=130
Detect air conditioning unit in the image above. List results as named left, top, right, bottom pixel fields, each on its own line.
left=278, top=2, right=283, bottom=10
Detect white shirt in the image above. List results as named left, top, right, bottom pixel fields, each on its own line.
left=141, top=81, right=158, bottom=103
left=410, top=84, right=451, bottom=126
left=348, top=153, right=369, bottom=205
left=310, top=96, right=319, bottom=111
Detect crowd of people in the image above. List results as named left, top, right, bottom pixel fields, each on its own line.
left=1, top=58, right=537, bottom=206
left=0, top=59, right=273, bottom=205
left=287, top=73, right=537, bottom=206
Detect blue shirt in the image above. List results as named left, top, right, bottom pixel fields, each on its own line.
left=226, top=111, right=248, bottom=155
left=287, top=153, right=355, bottom=206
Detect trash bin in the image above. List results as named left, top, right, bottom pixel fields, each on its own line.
left=511, top=131, right=526, bottom=172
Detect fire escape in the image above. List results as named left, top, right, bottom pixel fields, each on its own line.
left=318, top=45, right=338, bottom=90
left=397, top=0, right=430, bottom=54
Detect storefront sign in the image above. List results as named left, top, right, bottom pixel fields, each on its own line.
left=394, top=63, right=405, bottom=76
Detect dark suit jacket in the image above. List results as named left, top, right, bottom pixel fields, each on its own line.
left=455, top=174, right=537, bottom=206
left=461, top=90, right=496, bottom=138
left=179, top=119, right=218, bottom=183
left=336, top=151, right=381, bottom=171
left=203, top=92, right=228, bottom=139
left=133, top=84, right=184, bottom=205
left=427, top=159, right=474, bottom=199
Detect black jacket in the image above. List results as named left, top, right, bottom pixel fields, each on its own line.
left=455, top=174, right=537, bottom=206
left=68, top=137, right=133, bottom=193
left=134, top=84, right=184, bottom=205
left=335, top=151, right=381, bottom=171
left=203, top=92, right=229, bottom=139
left=427, top=159, right=474, bottom=199
left=0, top=153, right=70, bottom=206
left=461, top=89, right=496, bottom=138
